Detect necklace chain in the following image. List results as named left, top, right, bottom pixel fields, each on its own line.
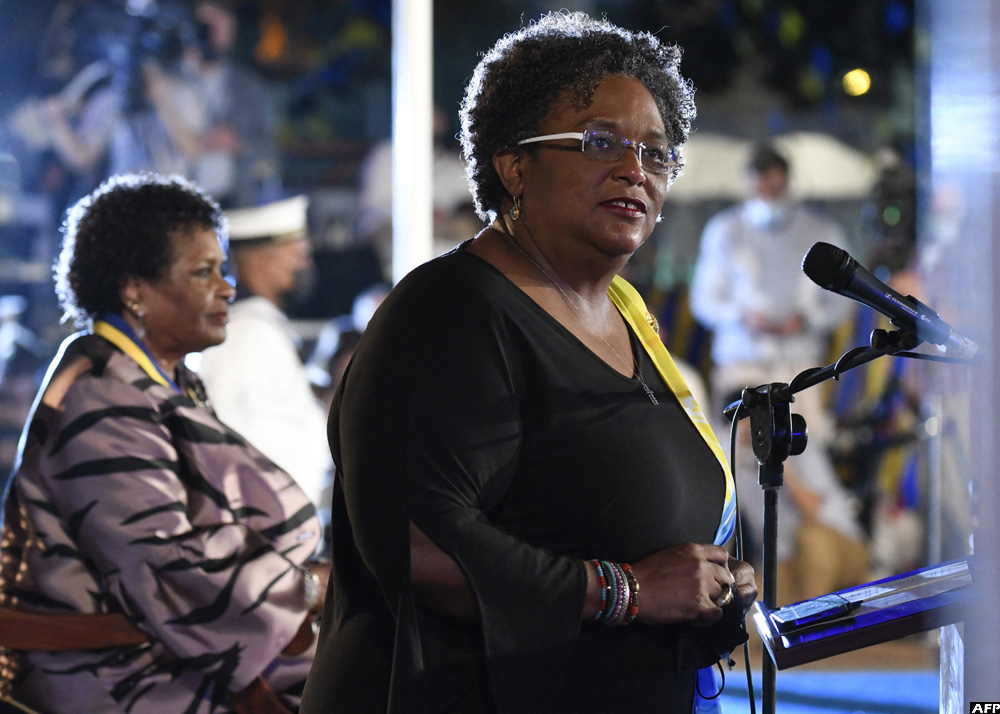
left=493, top=219, right=659, bottom=405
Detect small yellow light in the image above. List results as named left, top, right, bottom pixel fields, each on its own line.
left=843, top=69, right=872, bottom=97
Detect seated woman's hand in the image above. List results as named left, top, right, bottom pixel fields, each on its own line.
left=306, top=560, right=332, bottom=613
left=281, top=561, right=332, bottom=657
left=630, top=543, right=740, bottom=627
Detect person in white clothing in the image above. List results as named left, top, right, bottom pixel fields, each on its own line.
left=689, top=142, right=853, bottom=445
left=197, top=195, right=332, bottom=509
left=691, top=143, right=868, bottom=604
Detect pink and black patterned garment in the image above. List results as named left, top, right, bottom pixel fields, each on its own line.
left=0, top=331, right=321, bottom=713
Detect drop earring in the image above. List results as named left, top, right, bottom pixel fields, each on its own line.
left=509, top=196, right=521, bottom=221
left=127, top=302, right=146, bottom=340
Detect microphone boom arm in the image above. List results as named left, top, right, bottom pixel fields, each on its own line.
left=724, top=327, right=973, bottom=424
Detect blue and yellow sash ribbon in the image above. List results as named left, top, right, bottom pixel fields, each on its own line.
left=94, top=314, right=181, bottom=392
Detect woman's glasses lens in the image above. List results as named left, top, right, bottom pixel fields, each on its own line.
left=582, top=130, right=677, bottom=174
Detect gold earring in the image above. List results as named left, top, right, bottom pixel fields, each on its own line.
left=509, top=196, right=521, bottom=221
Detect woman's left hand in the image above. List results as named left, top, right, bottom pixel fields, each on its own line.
left=630, top=543, right=738, bottom=626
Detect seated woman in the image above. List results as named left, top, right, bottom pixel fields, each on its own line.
left=0, top=173, right=324, bottom=713
left=302, top=12, right=755, bottom=714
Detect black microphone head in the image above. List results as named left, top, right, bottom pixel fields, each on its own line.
left=802, top=241, right=854, bottom=291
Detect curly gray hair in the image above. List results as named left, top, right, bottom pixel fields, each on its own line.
left=459, top=10, right=696, bottom=222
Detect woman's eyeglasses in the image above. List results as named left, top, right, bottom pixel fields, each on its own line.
left=517, top=129, right=679, bottom=175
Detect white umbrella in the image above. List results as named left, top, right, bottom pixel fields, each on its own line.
left=774, top=131, right=880, bottom=200
left=668, top=131, right=879, bottom=202
left=668, top=132, right=748, bottom=201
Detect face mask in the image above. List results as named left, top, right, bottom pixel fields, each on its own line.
left=744, top=198, right=790, bottom=229
left=280, top=266, right=316, bottom=310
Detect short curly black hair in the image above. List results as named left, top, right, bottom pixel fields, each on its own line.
left=459, top=11, right=696, bottom=222
left=54, top=173, right=226, bottom=328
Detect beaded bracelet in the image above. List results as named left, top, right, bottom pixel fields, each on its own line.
left=592, top=560, right=615, bottom=623
left=587, top=560, right=640, bottom=627
left=622, top=563, right=640, bottom=625
left=589, top=560, right=609, bottom=622
left=599, top=560, right=618, bottom=625
left=607, top=563, right=629, bottom=626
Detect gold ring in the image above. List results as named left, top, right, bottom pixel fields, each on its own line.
left=715, top=581, right=734, bottom=608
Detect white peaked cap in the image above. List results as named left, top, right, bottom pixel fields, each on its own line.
left=226, top=195, right=309, bottom=242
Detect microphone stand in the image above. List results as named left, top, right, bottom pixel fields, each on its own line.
left=726, top=328, right=971, bottom=714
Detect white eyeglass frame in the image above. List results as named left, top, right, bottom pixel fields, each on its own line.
left=516, top=131, right=679, bottom=173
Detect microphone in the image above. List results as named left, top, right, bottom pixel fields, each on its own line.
left=802, top=242, right=977, bottom=360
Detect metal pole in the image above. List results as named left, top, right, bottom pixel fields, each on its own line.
left=760, top=460, right=782, bottom=714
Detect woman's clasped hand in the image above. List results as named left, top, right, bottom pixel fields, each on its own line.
left=628, top=544, right=757, bottom=626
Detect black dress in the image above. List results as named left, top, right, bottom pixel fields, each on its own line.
left=301, top=246, right=729, bottom=714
